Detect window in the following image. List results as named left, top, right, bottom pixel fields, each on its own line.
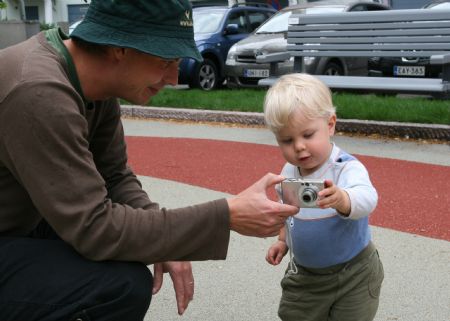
left=248, top=12, right=269, bottom=31
left=227, top=11, right=248, bottom=34
left=193, top=10, right=226, bottom=34
left=68, top=4, right=89, bottom=25
left=25, top=6, right=39, bottom=21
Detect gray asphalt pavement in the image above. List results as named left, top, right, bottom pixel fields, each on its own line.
left=122, top=118, right=450, bottom=321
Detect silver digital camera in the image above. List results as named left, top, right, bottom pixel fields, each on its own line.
left=280, top=178, right=325, bottom=208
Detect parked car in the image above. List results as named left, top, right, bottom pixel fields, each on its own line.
left=368, top=0, right=450, bottom=79
left=178, top=3, right=276, bottom=90
left=225, top=1, right=390, bottom=88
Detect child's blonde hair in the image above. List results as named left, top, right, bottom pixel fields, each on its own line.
left=263, top=73, right=336, bottom=133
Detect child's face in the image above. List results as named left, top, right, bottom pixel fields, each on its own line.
left=275, top=110, right=336, bottom=176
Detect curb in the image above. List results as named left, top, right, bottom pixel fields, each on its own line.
left=121, top=105, right=450, bottom=142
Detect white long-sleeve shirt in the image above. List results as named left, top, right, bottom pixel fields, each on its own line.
left=279, top=144, right=378, bottom=268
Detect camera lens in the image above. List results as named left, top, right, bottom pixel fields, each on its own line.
left=301, top=188, right=317, bottom=203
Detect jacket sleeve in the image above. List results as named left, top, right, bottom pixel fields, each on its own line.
left=0, top=82, right=230, bottom=263
left=87, top=98, right=157, bottom=211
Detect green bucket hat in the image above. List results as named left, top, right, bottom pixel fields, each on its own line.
left=70, top=0, right=202, bottom=61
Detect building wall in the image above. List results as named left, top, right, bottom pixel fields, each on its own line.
left=1, top=0, right=23, bottom=20
left=3, top=0, right=286, bottom=23
left=55, top=0, right=90, bottom=24
left=1, top=0, right=432, bottom=25
left=0, top=0, right=91, bottom=24
left=0, top=20, right=40, bottom=49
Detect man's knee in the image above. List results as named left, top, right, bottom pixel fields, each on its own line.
left=113, top=262, right=153, bottom=308
left=75, top=261, right=153, bottom=321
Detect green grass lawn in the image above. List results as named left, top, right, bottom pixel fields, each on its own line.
left=125, top=88, right=450, bottom=125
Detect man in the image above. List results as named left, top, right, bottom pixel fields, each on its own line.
left=0, top=0, right=298, bottom=320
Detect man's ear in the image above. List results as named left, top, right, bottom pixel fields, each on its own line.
left=328, top=114, right=336, bottom=136
left=110, top=47, right=128, bottom=61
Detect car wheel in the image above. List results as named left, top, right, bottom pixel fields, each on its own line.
left=190, top=59, right=219, bottom=90
left=323, top=62, right=344, bottom=76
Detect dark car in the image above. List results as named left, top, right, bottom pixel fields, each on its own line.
left=225, top=0, right=390, bottom=88
left=368, top=0, right=450, bottom=79
left=177, top=3, right=276, bottom=90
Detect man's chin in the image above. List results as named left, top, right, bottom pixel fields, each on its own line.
left=123, top=88, right=160, bottom=105
left=128, top=95, right=153, bottom=106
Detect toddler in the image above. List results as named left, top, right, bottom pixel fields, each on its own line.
left=264, top=73, right=384, bottom=321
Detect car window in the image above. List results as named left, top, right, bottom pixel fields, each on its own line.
left=227, top=11, right=250, bottom=34
left=256, top=7, right=346, bottom=34
left=248, top=11, right=270, bottom=31
left=256, top=11, right=292, bottom=33
left=304, top=7, right=346, bottom=14
left=350, top=4, right=366, bottom=11
left=428, top=3, right=450, bottom=9
left=349, top=3, right=388, bottom=11
left=193, top=11, right=226, bottom=34
left=297, top=0, right=382, bottom=4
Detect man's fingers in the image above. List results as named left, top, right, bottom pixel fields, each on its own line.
left=260, top=173, right=285, bottom=188
left=240, top=173, right=285, bottom=196
left=184, top=279, right=194, bottom=313
left=173, top=277, right=186, bottom=315
left=174, top=278, right=194, bottom=315
left=165, top=261, right=194, bottom=315
left=274, top=202, right=299, bottom=218
left=152, top=263, right=163, bottom=295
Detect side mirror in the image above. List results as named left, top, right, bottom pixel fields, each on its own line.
left=224, top=24, right=239, bottom=35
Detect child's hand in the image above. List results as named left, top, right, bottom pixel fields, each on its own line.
left=266, top=240, right=288, bottom=265
left=317, top=179, right=351, bottom=216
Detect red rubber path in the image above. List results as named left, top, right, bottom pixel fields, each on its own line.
left=126, top=136, right=450, bottom=241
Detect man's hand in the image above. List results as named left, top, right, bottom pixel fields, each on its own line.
left=152, top=261, right=194, bottom=315
left=227, top=173, right=298, bottom=237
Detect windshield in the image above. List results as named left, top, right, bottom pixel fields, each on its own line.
left=193, top=10, right=226, bottom=34
left=256, top=11, right=292, bottom=33
left=256, top=7, right=346, bottom=34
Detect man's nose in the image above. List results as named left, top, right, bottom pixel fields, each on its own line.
left=164, top=62, right=179, bottom=86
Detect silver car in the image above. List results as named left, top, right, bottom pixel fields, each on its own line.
left=225, top=1, right=390, bottom=88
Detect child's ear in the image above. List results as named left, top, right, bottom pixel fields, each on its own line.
left=328, top=114, right=336, bottom=136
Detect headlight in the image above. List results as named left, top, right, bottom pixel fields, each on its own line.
left=226, top=44, right=238, bottom=65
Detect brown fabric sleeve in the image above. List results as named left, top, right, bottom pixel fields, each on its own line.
left=88, top=98, right=158, bottom=211
left=0, top=81, right=230, bottom=264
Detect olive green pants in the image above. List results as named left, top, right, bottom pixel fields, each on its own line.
left=278, top=242, right=384, bottom=321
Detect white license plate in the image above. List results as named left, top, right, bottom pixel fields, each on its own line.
left=243, top=69, right=269, bottom=78
left=393, top=66, right=425, bottom=76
